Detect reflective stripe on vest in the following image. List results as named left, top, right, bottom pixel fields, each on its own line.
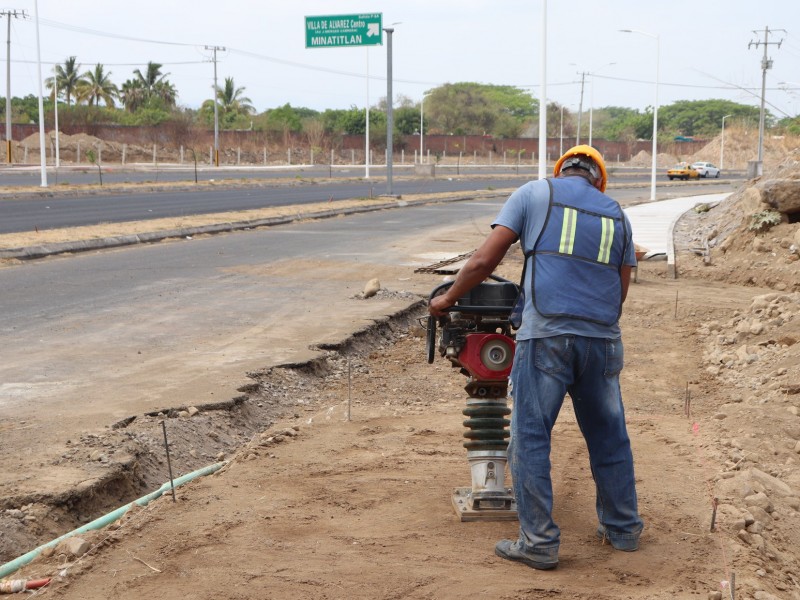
left=597, top=216, right=615, bottom=263
left=559, top=207, right=577, bottom=254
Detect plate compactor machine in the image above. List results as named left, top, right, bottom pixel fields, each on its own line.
left=426, top=275, right=520, bottom=522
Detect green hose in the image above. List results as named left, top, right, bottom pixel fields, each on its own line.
left=0, top=462, right=225, bottom=579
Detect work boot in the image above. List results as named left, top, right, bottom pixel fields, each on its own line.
left=494, top=539, right=558, bottom=570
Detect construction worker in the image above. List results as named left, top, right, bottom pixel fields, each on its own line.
left=429, top=145, right=643, bottom=570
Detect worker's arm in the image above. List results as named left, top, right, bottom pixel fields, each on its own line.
left=428, top=225, right=518, bottom=317
left=620, top=265, right=632, bottom=303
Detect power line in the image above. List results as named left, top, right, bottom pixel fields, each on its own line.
left=38, top=17, right=201, bottom=47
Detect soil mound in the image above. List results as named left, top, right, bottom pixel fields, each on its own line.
left=675, top=149, right=800, bottom=291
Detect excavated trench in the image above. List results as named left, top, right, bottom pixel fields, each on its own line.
left=0, top=302, right=427, bottom=564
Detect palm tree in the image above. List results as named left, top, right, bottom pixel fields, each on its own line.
left=153, top=80, right=178, bottom=108
left=45, top=56, right=85, bottom=106
left=217, top=77, right=254, bottom=115
left=122, top=62, right=178, bottom=109
left=76, top=64, right=118, bottom=107
left=133, top=62, right=168, bottom=96
left=212, top=77, right=255, bottom=128
left=120, top=79, right=145, bottom=112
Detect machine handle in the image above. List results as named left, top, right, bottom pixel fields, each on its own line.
left=427, top=275, right=519, bottom=316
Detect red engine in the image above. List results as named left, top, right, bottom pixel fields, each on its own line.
left=457, top=333, right=515, bottom=381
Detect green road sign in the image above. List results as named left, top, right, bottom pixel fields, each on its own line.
left=305, top=13, right=383, bottom=48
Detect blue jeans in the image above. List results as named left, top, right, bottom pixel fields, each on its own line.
left=508, top=336, right=643, bottom=561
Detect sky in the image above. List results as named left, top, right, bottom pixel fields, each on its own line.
left=3, top=0, right=800, bottom=122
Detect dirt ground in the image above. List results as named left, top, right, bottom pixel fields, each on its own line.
left=3, top=148, right=800, bottom=599
left=9, top=251, right=800, bottom=600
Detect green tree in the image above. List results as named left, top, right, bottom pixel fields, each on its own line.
left=45, top=56, right=84, bottom=106
left=590, top=106, right=645, bottom=142
left=200, top=77, right=255, bottom=129
left=133, top=62, right=167, bottom=96
left=119, top=80, right=146, bottom=113
left=424, top=82, right=537, bottom=136
left=777, top=116, right=800, bottom=136
left=393, top=105, right=420, bottom=135
left=120, top=62, right=178, bottom=112
left=76, top=64, right=118, bottom=108
left=658, top=99, right=762, bottom=138
left=252, top=103, right=320, bottom=144
left=1, top=94, right=53, bottom=123
left=218, top=77, right=254, bottom=114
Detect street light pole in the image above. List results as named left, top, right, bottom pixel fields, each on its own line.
left=576, top=71, right=586, bottom=145
left=537, top=0, right=547, bottom=180
left=384, top=26, right=395, bottom=195
left=721, top=114, right=732, bottom=170
left=33, top=0, right=46, bottom=187
left=620, top=29, right=659, bottom=201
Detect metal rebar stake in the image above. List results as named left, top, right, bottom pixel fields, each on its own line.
left=161, top=420, right=177, bottom=502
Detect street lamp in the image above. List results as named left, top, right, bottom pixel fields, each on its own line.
left=33, top=0, right=47, bottom=187
left=383, top=23, right=401, bottom=195
left=721, top=114, right=732, bottom=170
left=620, top=29, right=659, bottom=201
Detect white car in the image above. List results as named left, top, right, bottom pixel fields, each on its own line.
left=691, top=162, right=720, bottom=178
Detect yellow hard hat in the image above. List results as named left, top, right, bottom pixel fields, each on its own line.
left=553, top=144, right=608, bottom=192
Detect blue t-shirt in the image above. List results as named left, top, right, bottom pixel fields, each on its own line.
left=492, top=176, right=636, bottom=340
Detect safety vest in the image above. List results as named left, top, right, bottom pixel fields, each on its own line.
left=526, top=178, right=628, bottom=326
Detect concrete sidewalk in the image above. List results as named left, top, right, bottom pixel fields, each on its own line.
left=624, top=192, right=730, bottom=274
left=624, top=192, right=730, bottom=256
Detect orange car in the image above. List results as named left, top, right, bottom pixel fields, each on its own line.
left=666, top=163, right=700, bottom=181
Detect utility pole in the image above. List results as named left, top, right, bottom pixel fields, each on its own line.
left=2, top=9, right=26, bottom=164
left=576, top=71, right=586, bottom=145
left=748, top=26, right=784, bottom=173
left=205, top=45, right=225, bottom=167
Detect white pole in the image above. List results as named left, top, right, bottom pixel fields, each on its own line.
left=620, top=29, right=659, bottom=201
left=419, top=93, right=424, bottom=163
left=588, top=76, right=594, bottom=147
left=365, top=47, right=370, bottom=178
left=721, top=114, right=732, bottom=169
left=537, top=0, right=547, bottom=180
left=53, top=68, right=59, bottom=168
left=33, top=0, right=46, bottom=187
left=652, top=34, right=660, bottom=201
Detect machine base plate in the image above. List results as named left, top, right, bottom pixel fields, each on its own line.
left=451, top=487, right=518, bottom=522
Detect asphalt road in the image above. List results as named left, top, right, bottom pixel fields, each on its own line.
left=0, top=173, right=741, bottom=235
left=0, top=196, right=510, bottom=496
left=0, top=163, right=669, bottom=187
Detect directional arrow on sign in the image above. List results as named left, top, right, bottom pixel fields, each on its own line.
left=367, top=22, right=380, bottom=37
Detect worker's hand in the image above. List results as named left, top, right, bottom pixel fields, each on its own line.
left=428, top=294, right=454, bottom=317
